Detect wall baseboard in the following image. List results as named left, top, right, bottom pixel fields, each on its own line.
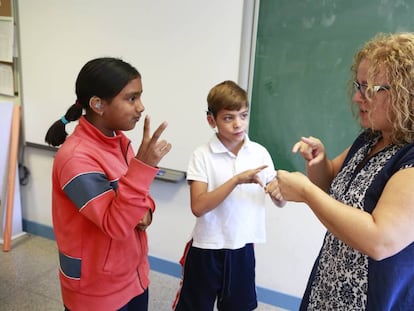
left=22, top=219, right=301, bottom=310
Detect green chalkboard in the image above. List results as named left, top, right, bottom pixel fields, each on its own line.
left=249, top=0, right=414, bottom=172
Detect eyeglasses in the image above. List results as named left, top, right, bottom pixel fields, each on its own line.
left=353, top=81, right=390, bottom=98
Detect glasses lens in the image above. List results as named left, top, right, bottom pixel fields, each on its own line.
left=353, top=81, right=362, bottom=97
left=353, top=81, right=367, bottom=97
left=353, top=81, right=359, bottom=91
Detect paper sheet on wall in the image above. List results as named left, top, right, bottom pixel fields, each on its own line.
left=0, top=17, right=13, bottom=62
left=0, top=63, right=13, bottom=96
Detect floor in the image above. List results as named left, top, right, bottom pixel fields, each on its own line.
left=0, top=234, right=285, bottom=310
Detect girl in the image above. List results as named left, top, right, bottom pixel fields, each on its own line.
left=45, top=57, right=171, bottom=310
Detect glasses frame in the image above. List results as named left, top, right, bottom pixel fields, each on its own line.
left=353, top=80, right=390, bottom=98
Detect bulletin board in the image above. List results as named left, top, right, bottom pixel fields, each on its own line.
left=0, top=0, right=12, bottom=17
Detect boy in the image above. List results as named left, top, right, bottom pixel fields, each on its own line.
left=173, top=80, right=284, bottom=311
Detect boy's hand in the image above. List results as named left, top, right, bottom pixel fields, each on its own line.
left=265, top=177, right=286, bottom=207
left=236, top=165, right=268, bottom=187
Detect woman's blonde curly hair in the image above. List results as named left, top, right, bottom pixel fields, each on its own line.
left=349, top=32, right=414, bottom=145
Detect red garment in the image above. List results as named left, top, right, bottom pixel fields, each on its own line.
left=52, top=116, right=157, bottom=310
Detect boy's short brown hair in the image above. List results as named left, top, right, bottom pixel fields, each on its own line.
left=207, top=80, right=248, bottom=117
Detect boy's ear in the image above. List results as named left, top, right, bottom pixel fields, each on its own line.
left=207, top=114, right=216, bottom=128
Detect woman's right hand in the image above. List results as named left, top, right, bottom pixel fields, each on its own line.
left=135, top=115, right=172, bottom=167
left=292, top=136, right=326, bottom=167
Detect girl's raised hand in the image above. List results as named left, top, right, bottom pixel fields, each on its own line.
left=135, top=115, right=172, bottom=167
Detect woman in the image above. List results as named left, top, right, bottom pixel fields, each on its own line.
left=269, top=33, right=414, bottom=309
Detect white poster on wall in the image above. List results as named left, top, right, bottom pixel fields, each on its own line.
left=0, top=63, right=13, bottom=96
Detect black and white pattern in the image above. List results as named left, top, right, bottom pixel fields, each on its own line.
left=306, top=136, right=400, bottom=310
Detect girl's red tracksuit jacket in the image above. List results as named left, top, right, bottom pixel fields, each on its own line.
left=52, top=116, right=157, bottom=310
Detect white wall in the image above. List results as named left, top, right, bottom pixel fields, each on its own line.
left=17, top=0, right=245, bottom=172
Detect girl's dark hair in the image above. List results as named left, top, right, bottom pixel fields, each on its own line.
left=44, top=57, right=141, bottom=146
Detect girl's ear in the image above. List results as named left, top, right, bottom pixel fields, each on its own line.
left=207, top=114, right=216, bottom=129
left=89, top=96, right=103, bottom=115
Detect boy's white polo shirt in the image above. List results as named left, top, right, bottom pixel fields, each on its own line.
left=187, top=134, right=276, bottom=250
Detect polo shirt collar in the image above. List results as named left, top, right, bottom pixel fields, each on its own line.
left=209, top=133, right=251, bottom=154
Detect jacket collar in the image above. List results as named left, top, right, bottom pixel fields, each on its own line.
left=77, top=116, right=131, bottom=151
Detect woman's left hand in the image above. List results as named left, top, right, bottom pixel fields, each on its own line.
left=276, top=170, right=313, bottom=203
